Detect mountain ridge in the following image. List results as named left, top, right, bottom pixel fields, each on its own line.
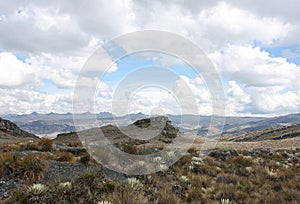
left=2, top=112, right=300, bottom=138
left=0, top=117, right=38, bottom=138
left=0, top=117, right=39, bottom=144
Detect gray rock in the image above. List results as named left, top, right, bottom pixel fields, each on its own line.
left=208, top=149, right=239, bottom=161
left=0, top=179, right=23, bottom=199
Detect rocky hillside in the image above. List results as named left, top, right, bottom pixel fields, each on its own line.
left=221, top=123, right=300, bottom=142
left=222, top=113, right=300, bottom=135
left=0, top=118, right=38, bottom=138
left=55, top=116, right=179, bottom=154
left=18, top=120, right=75, bottom=136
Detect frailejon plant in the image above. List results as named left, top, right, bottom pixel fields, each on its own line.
left=27, top=184, right=47, bottom=195
left=220, top=198, right=233, bottom=204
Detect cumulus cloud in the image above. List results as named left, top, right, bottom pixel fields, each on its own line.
left=172, top=75, right=213, bottom=115
left=0, top=52, right=37, bottom=88
left=127, top=88, right=181, bottom=115
left=0, top=50, right=116, bottom=90
left=27, top=53, right=85, bottom=89
left=210, top=45, right=300, bottom=115
left=83, top=48, right=118, bottom=74
left=210, top=45, right=300, bottom=89
left=0, top=88, right=72, bottom=114
left=0, top=51, right=86, bottom=89
left=246, top=86, right=300, bottom=115
left=226, top=81, right=251, bottom=115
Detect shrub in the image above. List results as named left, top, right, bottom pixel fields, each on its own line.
left=55, top=152, right=74, bottom=162
left=3, top=149, right=300, bottom=203
left=227, top=156, right=253, bottom=168
left=21, top=154, right=48, bottom=182
left=0, top=143, right=19, bottom=152
left=157, top=186, right=180, bottom=204
left=123, top=141, right=138, bottom=155
left=80, top=153, right=91, bottom=164
left=6, top=170, right=114, bottom=203
left=0, top=152, right=18, bottom=176
left=24, top=142, right=40, bottom=151
left=95, top=182, right=115, bottom=193
left=112, top=178, right=147, bottom=204
left=38, top=138, right=53, bottom=152
left=0, top=152, right=48, bottom=183
left=67, top=141, right=83, bottom=147
left=17, top=139, right=53, bottom=152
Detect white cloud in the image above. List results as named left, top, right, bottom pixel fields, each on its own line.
left=171, top=75, right=213, bottom=115
left=0, top=5, right=89, bottom=55
left=0, top=88, right=72, bottom=114
left=198, top=2, right=291, bottom=47
left=0, top=0, right=136, bottom=54
left=127, top=89, right=181, bottom=115
left=27, top=53, right=84, bottom=89
left=132, top=1, right=292, bottom=51
left=246, top=86, right=300, bottom=114
left=178, top=75, right=211, bottom=103
left=0, top=0, right=300, bottom=116
left=0, top=52, right=37, bottom=88
left=0, top=1, right=297, bottom=54
left=60, top=0, right=136, bottom=37
left=210, top=45, right=300, bottom=89
left=226, top=81, right=251, bottom=115
left=0, top=51, right=116, bottom=90
left=83, top=48, right=118, bottom=74
left=210, top=45, right=300, bottom=115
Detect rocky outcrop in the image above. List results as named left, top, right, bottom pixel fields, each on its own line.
left=55, top=116, right=180, bottom=154
left=133, top=116, right=179, bottom=138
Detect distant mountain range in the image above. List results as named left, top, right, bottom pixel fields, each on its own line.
left=2, top=112, right=300, bottom=138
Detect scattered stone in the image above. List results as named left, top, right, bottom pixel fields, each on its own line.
left=253, top=148, right=274, bottom=155
left=0, top=179, right=23, bottom=199
left=43, top=161, right=101, bottom=183
left=208, top=149, right=239, bottom=161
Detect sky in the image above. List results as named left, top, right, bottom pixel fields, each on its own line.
left=0, top=0, right=300, bottom=117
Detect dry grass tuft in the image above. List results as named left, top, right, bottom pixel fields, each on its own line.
left=0, top=152, right=48, bottom=183
left=55, top=151, right=74, bottom=162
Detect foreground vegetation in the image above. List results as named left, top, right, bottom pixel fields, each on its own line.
left=0, top=139, right=299, bottom=203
